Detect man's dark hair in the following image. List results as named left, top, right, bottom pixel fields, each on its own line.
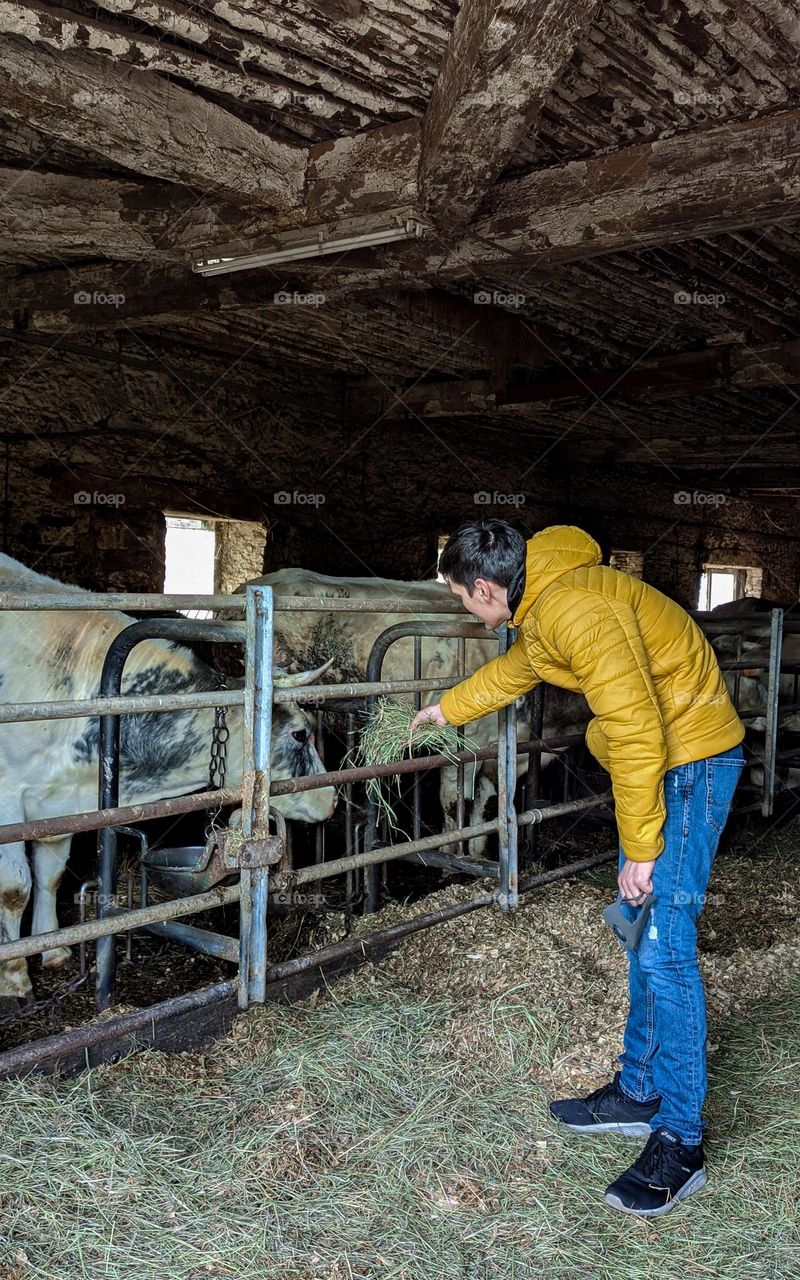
left=439, top=518, right=526, bottom=594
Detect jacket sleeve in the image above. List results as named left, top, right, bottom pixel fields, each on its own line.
left=439, top=635, right=540, bottom=726
left=540, top=591, right=668, bottom=862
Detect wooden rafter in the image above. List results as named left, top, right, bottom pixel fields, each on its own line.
left=367, top=337, right=800, bottom=417
left=419, top=0, right=601, bottom=231
left=5, top=106, right=800, bottom=276
left=0, top=35, right=304, bottom=208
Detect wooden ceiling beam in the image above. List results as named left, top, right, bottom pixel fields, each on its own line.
left=0, top=0, right=363, bottom=131
left=0, top=167, right=205, bottom=265
left=419, top=0, right=601, bottom=232
left=370, top=337, right=800, bottom=417
left=5, top=103, right=800, bottom=290
left=288, top=105, right=800, bottom=287
left=0, top=34, right=304, bottom=208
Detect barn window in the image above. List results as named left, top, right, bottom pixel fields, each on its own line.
left=164, top=516, right=216, bottom=618
left=697, top=564, right=763, bottom=610
left=164, top=514, right=267, bottom=616
left=609, top=549, right=644, bottom=578
left=436, top=533, right=448, bottom=582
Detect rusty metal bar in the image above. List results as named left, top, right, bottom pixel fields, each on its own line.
left=289, top=793, right=609, bottom=887
left=0, top=689, right=243, bottom=726
left=266, top=849, right=618, bottom=982
left=0, top=787, right=243, bottom=846
left=274, top=675, right=460, bottom=704
left=0, top=593, right=246, bottom=612
left=0, top=979, right=239, bottom=1079
left=0, top=735, right=587, bottom=848
left=412, top=636, right=422, bottom=843
left=0, top=593, right=467, bottom=615
left=496, top=626, right=519, bottom=909
left=523, top=685, right=545, bottom=868
left=241, top=584, right=274, bottom=1006
left=133, top=919, right=239, bottom=964
left=456, top=635, right=466, bottom=858
left=0, top=884, right=242, bottom=964
left=762, top=608, right=785, bottom=818
left=269, top=735, right=584, bottom=795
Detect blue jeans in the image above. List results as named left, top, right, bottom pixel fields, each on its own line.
left=616, top=743, right=745, bottom=1146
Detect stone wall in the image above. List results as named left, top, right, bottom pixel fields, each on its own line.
left=1, top=344, right=798, bottom=609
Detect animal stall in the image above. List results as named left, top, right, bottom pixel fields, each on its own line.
left=0, top=582, right=612, bottom=1077
left=697, top=607, right=800, bottom=816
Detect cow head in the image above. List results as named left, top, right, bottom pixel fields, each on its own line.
left=199, top=659, right=337, bottom=823
left=114, top=651, right=337, bottom=822
left=269, top=659, right=338, bottom=822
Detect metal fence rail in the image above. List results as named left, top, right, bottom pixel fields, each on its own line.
left=3, top=580, right=792, bottom=1069
left=0, top=582, right=606, bottom=1024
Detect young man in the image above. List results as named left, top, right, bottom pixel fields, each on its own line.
left=411, top=519, right=745, bottom=1217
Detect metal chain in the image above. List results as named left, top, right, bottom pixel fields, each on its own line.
left=0, top=968, right=89, bottom=1030
left=208, top=704, right=229, bottom=791
left=205, top=692, right=230, bottom=840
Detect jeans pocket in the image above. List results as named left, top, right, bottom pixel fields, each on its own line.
left=705, top=756, right=745, bottom=834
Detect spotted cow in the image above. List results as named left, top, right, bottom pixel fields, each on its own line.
left=0, top=554, right=337, bottom=1005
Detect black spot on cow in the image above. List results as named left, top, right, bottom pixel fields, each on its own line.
left=72, top=654, right=224, bottom=786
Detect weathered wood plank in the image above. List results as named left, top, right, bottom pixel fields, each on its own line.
left=288, top=106, right=800, bottom=285
left=92, top=0, right=408, bottom=118
left=0, top=168, right=205, bottom=264
left=306, top=118, right=421, bottom=223
left=0, top=35, right=304, bottom=207
left=0, top=0, right=368, bottom=135
left=464, top=107, right=800, bottom=268
left=6, top=105, right=800, bottom=287
left=420, top=0, right=601, bottom=229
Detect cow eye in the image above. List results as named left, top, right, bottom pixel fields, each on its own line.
left=292, top=728, right=310, bottom=743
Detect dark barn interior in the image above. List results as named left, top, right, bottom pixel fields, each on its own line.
left=4, top=7, right=800, bottom=1268
left=0, top=0, right=798, bottom=603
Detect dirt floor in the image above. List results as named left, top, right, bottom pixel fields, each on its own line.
left=0, top=813, right=798, bottom=1279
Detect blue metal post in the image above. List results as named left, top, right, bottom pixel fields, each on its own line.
left=496, top=626, right=519, bottom=910
left=762, top=607, right=784, bottom=818
left=240, top=584, right=274, bottom=1006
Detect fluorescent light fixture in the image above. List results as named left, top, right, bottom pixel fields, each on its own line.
left=191, top=209, right=426, bottom=277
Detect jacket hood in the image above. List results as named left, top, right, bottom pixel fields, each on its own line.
left=510, top=525, right=602, bottom=626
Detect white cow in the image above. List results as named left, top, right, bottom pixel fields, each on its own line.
left=236, top=568, right=591, bottom=854
left=0, top=554, right=337, bottom=1006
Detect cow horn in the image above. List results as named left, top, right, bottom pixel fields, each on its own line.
left=273, top=656, right=335, bottom=688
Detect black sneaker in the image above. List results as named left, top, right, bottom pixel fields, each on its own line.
left=549, top=1071, right=660, bottom=1137
left=604, top=1126, right=707, bottom=1217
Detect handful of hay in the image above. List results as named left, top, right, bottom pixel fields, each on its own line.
left=350, top=698, right=479, bottom=834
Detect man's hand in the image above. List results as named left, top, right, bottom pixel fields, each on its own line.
left=618, top=857, right=656, bottom=904
left=410, top=703, right=449, bottom=732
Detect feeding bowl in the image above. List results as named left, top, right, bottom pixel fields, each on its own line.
left=141, top=844, right=236, bottom=898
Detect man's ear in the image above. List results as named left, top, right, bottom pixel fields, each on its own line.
left=473, top=577, right=493, bottom=601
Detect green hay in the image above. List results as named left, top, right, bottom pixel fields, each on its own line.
left=348, top=698, right=480, bottom=834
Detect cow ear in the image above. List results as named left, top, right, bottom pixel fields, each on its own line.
left=273, top=656, right=335, bottom=688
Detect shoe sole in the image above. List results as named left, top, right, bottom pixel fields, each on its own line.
left=552, top=1118, right=654, bottom=1138
left=604, top=1168, right=708, bottom=1217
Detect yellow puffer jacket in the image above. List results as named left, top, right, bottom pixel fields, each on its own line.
left=439, top=526, right=745, bottom=861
